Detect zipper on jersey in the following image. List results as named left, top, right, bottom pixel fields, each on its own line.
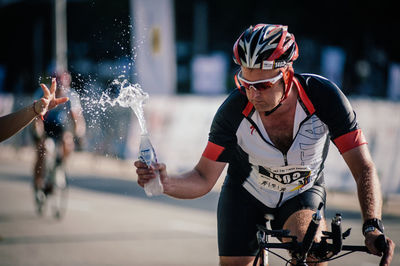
left=275, top=152, right=288, bottom=208
left=283, top=153, right=288, bottom=166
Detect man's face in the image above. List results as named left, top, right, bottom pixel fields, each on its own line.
left=241, top=67, right=285, bottom=113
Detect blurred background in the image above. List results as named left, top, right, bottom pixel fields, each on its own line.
left=1, top=0, right=399, bottom=96
left=0, top=1, right=399, bottom=265
left=1, top=0, right=399, bottom=190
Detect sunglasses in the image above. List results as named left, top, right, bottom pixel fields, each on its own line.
left=237, top=70, right=283, bottom=91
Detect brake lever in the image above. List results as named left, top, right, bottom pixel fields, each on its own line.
left=331, top=213, right=343, bottom=256
left=342, top=228, right=351, bottom=239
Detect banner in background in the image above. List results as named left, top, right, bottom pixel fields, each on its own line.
left=191, top=53, right=228, bottom=94
left=131, top=0, right=177, bottom=94
left=124, top=96, right=400, bottom=195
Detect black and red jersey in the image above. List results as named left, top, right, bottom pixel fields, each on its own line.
left=202, top=73, right=367, bottom=208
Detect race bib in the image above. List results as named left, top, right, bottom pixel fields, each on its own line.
left=255, top=165, right=312, bottom=192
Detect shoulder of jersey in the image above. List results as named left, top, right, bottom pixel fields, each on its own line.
left=296, top=73, right=341, bottom=96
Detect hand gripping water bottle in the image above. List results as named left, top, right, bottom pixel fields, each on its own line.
left=139, top=134, right=164, bottom=196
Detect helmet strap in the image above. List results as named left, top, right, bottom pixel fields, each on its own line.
left=264, top=66, right=294, bottom=116
left=264, top=103, right=282, bottom=116
left=280, top=65, right=294, bottom=102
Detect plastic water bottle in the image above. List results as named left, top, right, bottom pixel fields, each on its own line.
left=139, top=134, right=164, bottom=196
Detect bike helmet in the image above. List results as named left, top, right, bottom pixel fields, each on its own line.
left=233, top=24, right=299, bottom=111
left=233, top=24, right=298, bottom=70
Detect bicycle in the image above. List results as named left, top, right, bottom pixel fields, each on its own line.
left=34, top=137, right=69, bottom=219
left=254, top=203, right=389, bottom=266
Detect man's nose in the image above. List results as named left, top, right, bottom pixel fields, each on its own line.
left=250, top=86, right=261, bottom=96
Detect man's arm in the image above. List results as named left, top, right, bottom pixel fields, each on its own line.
left=342, top=144, right=395, bottom=265
left=135, top=156, right=226, bottom=199
left=341, top=144, right=382, bottom=220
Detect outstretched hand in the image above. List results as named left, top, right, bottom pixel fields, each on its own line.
left=34, top=78, right=69, bottom=116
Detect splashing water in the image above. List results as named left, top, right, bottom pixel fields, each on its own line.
left=99, top=78, right=149, bottom=134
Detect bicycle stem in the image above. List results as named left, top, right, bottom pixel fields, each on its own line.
left=331, top=213, right=343, bottom=255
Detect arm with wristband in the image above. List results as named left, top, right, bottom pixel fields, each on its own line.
left=341, top=145, right=395, bottom=266
left=0, top=78, right=68, bottom=142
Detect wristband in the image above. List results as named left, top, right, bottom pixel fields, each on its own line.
left=32, top=101, right=44, bottom=121
left=362, top=218, right=384, bottom=236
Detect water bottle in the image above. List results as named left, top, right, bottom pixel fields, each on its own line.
left=139, top=134, right=164, bottom=196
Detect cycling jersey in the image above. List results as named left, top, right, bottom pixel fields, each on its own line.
left=202, top=73, right=367, bottom=208
left=33, top=87, right=82, bottom=140
left=43, top=102, right=71, bottom=140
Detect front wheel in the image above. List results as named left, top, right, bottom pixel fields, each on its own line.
left=49, top=166, right=69, bottom=219
left=34, top=188, right=46, bottom=216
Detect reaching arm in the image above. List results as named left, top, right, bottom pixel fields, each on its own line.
left=135, top=156, right=226, bottom=199
left=0, top=79, right=68, bottom=143
left=0, top=103, right=40, bottom=142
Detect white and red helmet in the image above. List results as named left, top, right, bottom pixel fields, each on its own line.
left=233, top=24, right=299, bottom=103
left=233, top=24, right=298, bottom=70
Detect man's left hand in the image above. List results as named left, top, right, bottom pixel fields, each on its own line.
left=365, top=231, right=395, bottom=266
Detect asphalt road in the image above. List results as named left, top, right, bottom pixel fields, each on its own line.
left=0, top=149, right=399, bottom=266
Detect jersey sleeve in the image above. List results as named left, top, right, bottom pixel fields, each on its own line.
left=302, top=75, right=367, bottom=154
left=202, top=90, right=246, bottom=162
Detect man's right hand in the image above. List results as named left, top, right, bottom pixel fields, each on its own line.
left=134, top=160, right=167, bottom=188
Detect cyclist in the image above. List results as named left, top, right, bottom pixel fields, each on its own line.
left=135, top=24, right=395, bottom=265
left=32, top=71, right=86, bottom=196
left=0, top=78, right=68, bottom=142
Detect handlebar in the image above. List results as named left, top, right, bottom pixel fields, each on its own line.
left=255, top=207, right=373, bottom=265
left=374, top=234, right=388, bottom=253
left=342, top=244, right=369, bottom=252
left=258, top=242, right=369, bottom=254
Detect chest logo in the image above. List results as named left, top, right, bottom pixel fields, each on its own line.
left=250, top=125, right=255, bottom=135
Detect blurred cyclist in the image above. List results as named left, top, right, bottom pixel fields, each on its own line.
left=135, top=24, right=395, bottom=265
left=32, top=71, right=86, bottom=195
